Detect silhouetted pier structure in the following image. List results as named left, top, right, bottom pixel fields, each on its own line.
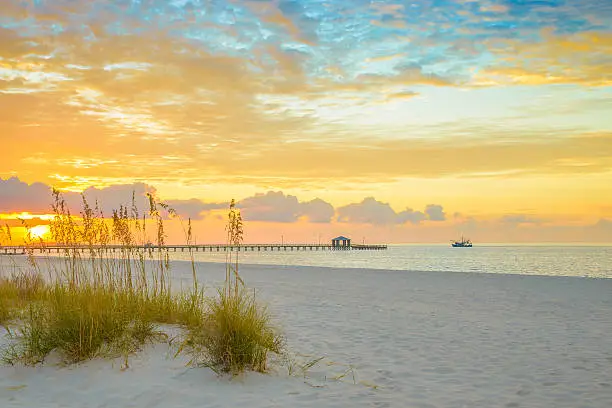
left=1, top=243, right=387, bottom=255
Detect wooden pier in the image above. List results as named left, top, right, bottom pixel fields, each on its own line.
left=1, top=243, right=387, bottom=255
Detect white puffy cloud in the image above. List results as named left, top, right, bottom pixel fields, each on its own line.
left=337, top=197, right=398, bottom=224
left=0, top=177, right=53, bottom=213
left=0, top=176, right=219, bottom=219
left=238, top=191, right=334, bottom=223
left=397, top=208, right=427, bottom=224
left=425, top=204, right=446, bottom=221
left=2, top=177, right=447, bottom=226
left=337, top=197, right=446, bottom=225
left=299, top=198, right=335, bottom=223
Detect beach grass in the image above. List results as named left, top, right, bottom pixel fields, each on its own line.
left=0, top=192, right=284, bottom=374
left=0, top=282, right=13, bottom=325
left=0, top=272, right=45, bottom=326
left=4, top=284, right=157, bottom=365
left=180, top=288, right=285, bottom=374
left=178, top=199, right=285, bottom=374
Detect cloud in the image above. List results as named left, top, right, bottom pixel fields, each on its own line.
left=165, top=199, right=227, bottom=220
left=78, top=183, right=156, bottom=216
left=385, top=91, right=419, bottom=100
left=0, top=3, right=321, bottom=169
left=480, top=4, right=509, bottom=13
left=299, top=198, right=335, bottom=223
left=1, top=217, right=52, bottom=228
left=594, top=218, right=612, bottom=230
left=425, top=204, right=446, bottom=221
left=397, top=208, right=427, bottom=224
left=0, top=2, right=29, bottom=19
left=370, top=19, right=408, bottom=29
left=4, top=124, right=612, bottom=194
left=337, top=197, right=445, bottom=225
left=238, top=191, right=301, bottom=223
left=446, top=216, right=612, bottom=244
left=499, top=214, right=543, bottom=225
left=0, top=176, right=220, bottom=219
left=337, top=197, right=399, bottom=225
left=237, top=191, right=334, bottom=223
left=327, top=67, right=453, bottom=92
left=0, top=27, right=43, bottom=59
left=0, top=176, right=163, bottom=216
left=1, top=178, right=450, bottom=227
left=3, top=175, right=610, bottom=244
left=0, top=177, right=54, bottom=213
left=476, top=31, right=612, bottom=87
left=193, top=130, right=612, bottom=181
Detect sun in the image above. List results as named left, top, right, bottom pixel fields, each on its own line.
left=29, top=225, right=50, bottom=240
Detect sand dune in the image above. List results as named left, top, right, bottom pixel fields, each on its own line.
left=2, top=260, right=611, bottom=407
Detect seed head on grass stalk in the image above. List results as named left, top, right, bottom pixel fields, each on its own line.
left=0, top=224, right=12, bottom=245
left=147, top=193, right=171, bottom=297
left=225, top=199, right=244, bottom=297
left=51, top=189, right=85, bottom=287
left=20, top=220, right=43, bottom=272
left=170, top=210, right=201, bottom=298
left=80, top=195, right=108, bottom=286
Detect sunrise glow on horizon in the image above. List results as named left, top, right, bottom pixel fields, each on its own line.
left=1, top=0, right=611, bottom=244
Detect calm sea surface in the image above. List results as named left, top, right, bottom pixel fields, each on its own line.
left=166, top=244, right=612, bottom=279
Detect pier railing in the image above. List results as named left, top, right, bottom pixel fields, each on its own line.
left=1, top=243, right=387, bottom=255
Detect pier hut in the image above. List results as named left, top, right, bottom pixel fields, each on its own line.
left=331, top=236, right=351, bottom=248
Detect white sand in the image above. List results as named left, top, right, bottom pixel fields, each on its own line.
left=1, top=259, right=611, bottom=407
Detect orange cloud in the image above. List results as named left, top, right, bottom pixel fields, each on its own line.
left=480, top=4, right=509, bottom=13
left=477, top=31, right=612, bottom=87
left=4, top=120, right=612, bottom=197
left=370, top=19, right=408, bottom=29
left=366, top=53, right=406, bottom=62
left=385, top=91, right=419, bottom=100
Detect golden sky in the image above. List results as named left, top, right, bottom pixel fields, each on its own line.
left=1, top=0, right=611, bottom=243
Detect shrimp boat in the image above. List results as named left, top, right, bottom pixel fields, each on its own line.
left=451, top=236, right=473, bottom=247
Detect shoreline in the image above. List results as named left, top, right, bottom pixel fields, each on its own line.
left=6, top=254, right=610, bottom=281
left=190, top=259, right=612, bottom=281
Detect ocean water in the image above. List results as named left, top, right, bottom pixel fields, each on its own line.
left=165, top=244, right=612, bottom=279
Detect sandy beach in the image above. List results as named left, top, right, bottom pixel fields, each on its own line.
left=1, top=259, right=611, bottom=407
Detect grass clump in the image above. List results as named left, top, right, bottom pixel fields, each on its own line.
left=2, top=282, right=205, bottom=366
left=5, top=285, right=157, bottom=365
left=0, top=272, right=45, bottom=326
left=182, top=289, right=284, bottom=374
left=0, top=290, right=12, bottom=325
left=180, top=200, right=284, bottom=374
left=0, top=278, right=16, bottom=325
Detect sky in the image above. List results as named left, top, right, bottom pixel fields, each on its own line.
left=1, top=0, right=611, bottom=244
